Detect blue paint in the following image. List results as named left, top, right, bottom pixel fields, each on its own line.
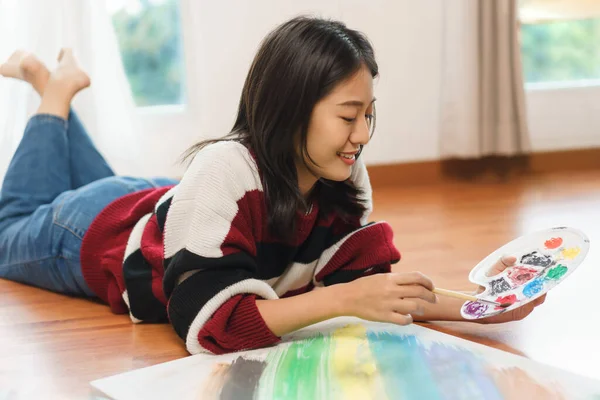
left=424, top=342, right=503, bottom=400
left=523, top=278, right=544, bottom=298
left=367, top=332, right=442, bottom=399
left=366, top=332, right=503, bottom=400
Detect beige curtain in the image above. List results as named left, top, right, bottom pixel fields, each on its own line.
left=440, top=0, right=530, bottom=158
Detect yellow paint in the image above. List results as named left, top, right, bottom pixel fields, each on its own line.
left=330, top=325, right=388, bottom=400
left=561, top=247, right=581, bottom=260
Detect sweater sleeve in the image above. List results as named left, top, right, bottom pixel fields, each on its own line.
left=161, top=142, right=279, bottom=355
left=313, top=221, right=401, bottom=286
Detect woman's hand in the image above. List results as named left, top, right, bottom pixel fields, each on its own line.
left=475, top=255, right=546, bottom=324
left=256, top=271, right=435, bottom=337
left=343, top=272, right=438, bottom=325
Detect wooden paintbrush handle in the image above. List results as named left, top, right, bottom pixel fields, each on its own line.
left=433, top=288, right=501, bottom=307
left=433, top=288, right=478, bottom=302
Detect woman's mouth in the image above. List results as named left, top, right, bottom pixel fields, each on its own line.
left=337, top=152, right=356, bottom=165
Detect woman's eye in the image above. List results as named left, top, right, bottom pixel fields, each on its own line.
left=341, top=117, right=355, bottom=123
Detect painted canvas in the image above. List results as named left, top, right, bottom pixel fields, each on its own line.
left=91, top=317, right=600, bottom=400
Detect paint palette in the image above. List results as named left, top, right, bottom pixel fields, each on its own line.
left=461, top=227, right=590, bottom=320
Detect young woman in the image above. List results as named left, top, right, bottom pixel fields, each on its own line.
left=0, top=16, right=544, bottom=355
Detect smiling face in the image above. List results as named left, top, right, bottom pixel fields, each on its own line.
left=295, top=64, right=375, bottom=195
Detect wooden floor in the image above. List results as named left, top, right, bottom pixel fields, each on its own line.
left=2, top=169, right=600, bottom=399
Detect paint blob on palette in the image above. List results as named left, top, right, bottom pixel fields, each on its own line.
left=461, top=227, right=590, bottom=320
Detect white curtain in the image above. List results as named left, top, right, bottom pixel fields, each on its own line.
left=439, top=0, right=530, bottom=158
left=0, top=0, right=144, bottom=181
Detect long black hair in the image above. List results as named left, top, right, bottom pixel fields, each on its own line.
left=182, top=16, right=379, bottom=239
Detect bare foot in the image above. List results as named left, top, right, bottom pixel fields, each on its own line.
left=36, top=49, right=91, bottom=119
left=0, top=50, right=50, bottom=95
left=47, top=48, right=91, bottom=96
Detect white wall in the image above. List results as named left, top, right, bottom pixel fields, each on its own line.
left=526, top=84, right=600, bottom=152
left=138, top=0, right=445, bottom=176
left=338, top=0, right=444, bottom=166
left=136, top=0, right=600, bottom=177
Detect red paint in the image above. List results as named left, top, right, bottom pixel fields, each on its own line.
left=506, top=266, right=540, bottom=286
left=495, top=294, right=518, bottom=310
left=544, top=237, right=563, bottom=249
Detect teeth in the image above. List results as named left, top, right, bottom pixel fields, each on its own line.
left=338, top=153, right=354, bottom=159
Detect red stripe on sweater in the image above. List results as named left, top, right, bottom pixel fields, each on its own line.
left=197, top=294, right=280, bottom=354
left=316, top=210, right=361, bottom=236
left=314, top=222, right=400, bottom=282
left=280, top=283, right=314, bottom=298
left=81, top=186, right=173, bottom=311
left=221, top=190, right=320, bottom=257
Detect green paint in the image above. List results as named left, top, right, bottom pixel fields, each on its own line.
left=546, top=264, right=568, bottom=280
left=258, top=334, right=332, bottom=399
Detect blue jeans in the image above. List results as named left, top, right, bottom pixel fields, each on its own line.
left=0, top=112, right=177, bottom=296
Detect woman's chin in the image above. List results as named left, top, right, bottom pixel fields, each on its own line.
left=321, top=168, right=352, bottom=182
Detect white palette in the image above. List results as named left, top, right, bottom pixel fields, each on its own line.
left=461, top=227, right=590, bottom=319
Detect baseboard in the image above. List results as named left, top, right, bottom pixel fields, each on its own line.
left=528, top=148, right=600, bottom=173
left=367, top=147, right=600, bottom=188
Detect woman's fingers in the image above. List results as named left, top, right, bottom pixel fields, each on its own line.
left=395, top=284, right=437, bottom=304
left=391, top=271, right=434, bottom=290
left=487, top=255, right=518, bottom=277
left=387, top=312, right=414, bottom=326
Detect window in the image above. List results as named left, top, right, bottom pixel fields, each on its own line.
left=520, top=18, right=600, bottom=85
left=519, top=1, right=600, bottom=86
left=107, top=0, right=186, bottom=107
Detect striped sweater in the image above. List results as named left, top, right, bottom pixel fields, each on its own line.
left=80, top=141, right=401, bottom=355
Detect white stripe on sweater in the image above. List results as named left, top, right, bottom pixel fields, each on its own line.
left=350, top=156, right=373, bottom=225
left=271, top=260, right=318, bottom=295
left=186, top=279, right=278, bottom=354
left=164, top=142, right=263, bottom=259
left=121, top=213, right=153, bottom=322
left=124, top=213, right=152, bottom=260
left=121, top=291, right=142, bottom=324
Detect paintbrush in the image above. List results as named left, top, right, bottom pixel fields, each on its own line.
left=433, top=288, right=512, bottom=308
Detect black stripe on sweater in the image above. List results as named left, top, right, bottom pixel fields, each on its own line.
left=163, top=249, right=258, bottom=298
left=322, top=264, right=388, bottom=286
left=292, top=225, right=345, bottom=262
left=255, top=224, right=361, bottom=267
left=123, top=249, right=168, bottom=322
left=162, top=223, right=358, bottom=298
left=167, top=268, right=254, bottom=339
left=155, top=196, right=173, bottom=233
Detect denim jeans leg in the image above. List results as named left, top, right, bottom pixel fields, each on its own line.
left=0, top=115, right=72, bottom=232
left=67, top=110, right=115, bottom=189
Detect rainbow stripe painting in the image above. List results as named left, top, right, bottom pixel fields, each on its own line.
left=91, top=318, right=600, bottom=400
left=202, top=323, right=598, bottom=400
